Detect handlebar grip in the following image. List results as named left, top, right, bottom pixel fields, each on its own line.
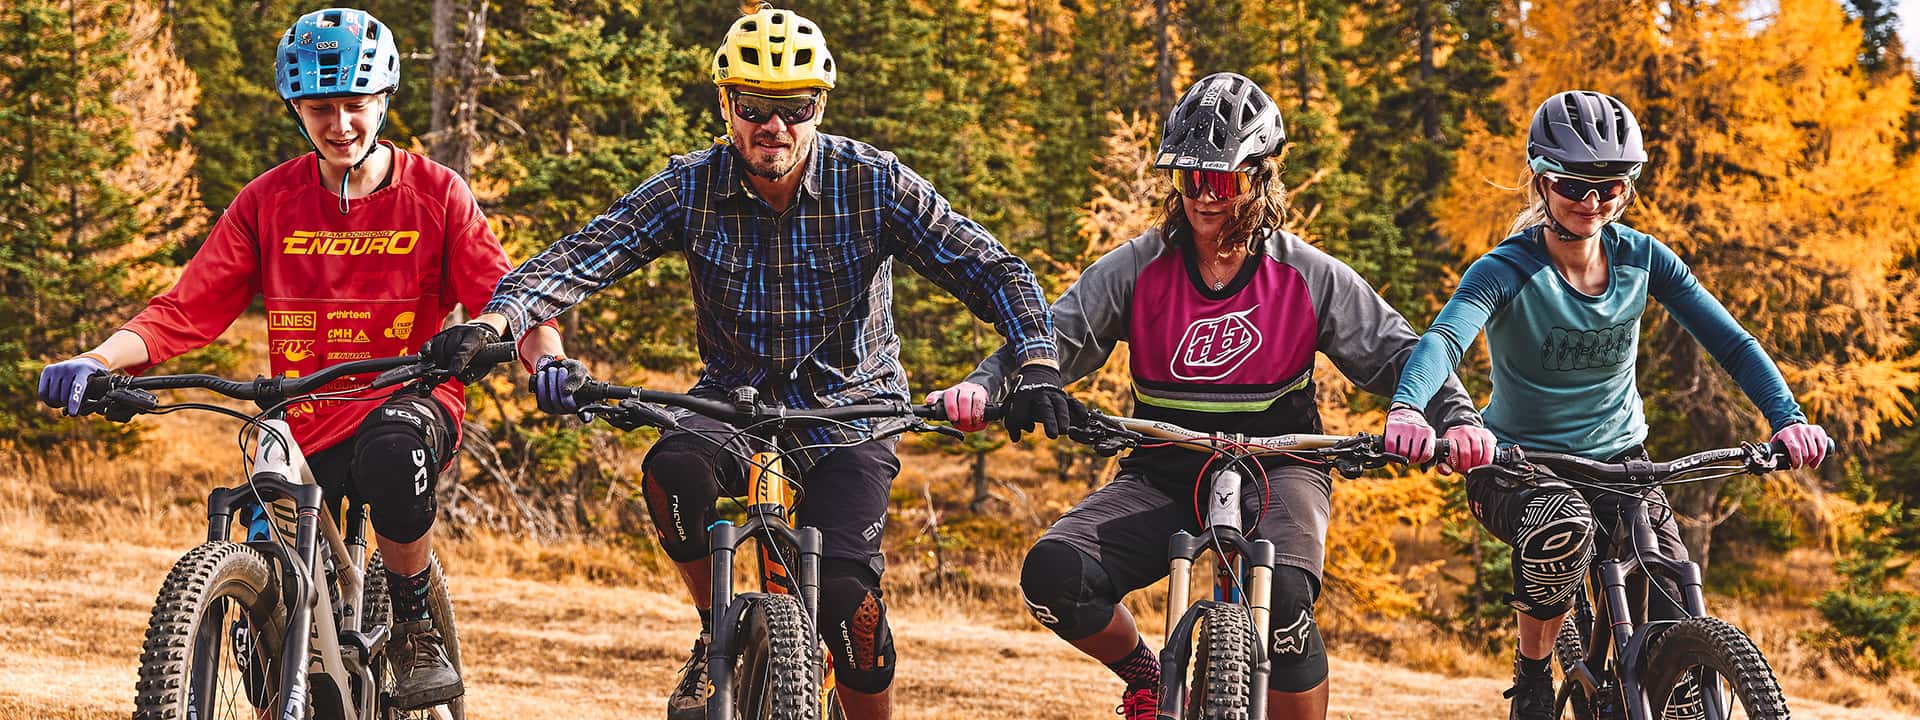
left=471, top=341, right=517, bottom=369
left=920, top=400, right=1005, bottom=423
left=572, top=380, right=628, bottom=404
left=1431, top=438, right=1453, bottom=465
left=83, top=374, right=118, bottom=403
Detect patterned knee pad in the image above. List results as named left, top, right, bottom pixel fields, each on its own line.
left=638, top=438, right=722, bottom=563
left=818, top=559, right=894, bottom=694
left=1508, top=491, right=1595, bottom=619
left=350, top=395, right=449, bottom=543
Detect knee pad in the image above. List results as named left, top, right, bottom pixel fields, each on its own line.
left=1019, top=540, right=1118, bottom=641
left=640, top=439, right=721, bottom=563
left=1507, top=491, right=1595, bottom=620
left=816, top=559, right=894, bottom=694
left=1265, top=566, right=1328, bottom=693
left=351, top=396, right=449, bottom=543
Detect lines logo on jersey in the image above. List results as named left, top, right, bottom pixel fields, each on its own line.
left=281, top=230, right=420, bottom=256
left=268, top=311, right=315, bottom=332
left=1541, top=320, right=1635, bottom=372
left=1171, top=305, right=1263, bottom=381
left=270, top=339, right=315, bottom=362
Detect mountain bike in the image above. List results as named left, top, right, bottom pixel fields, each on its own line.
left=1481, top=443, right=1794, bottom=720
left=1065, top=411, right=1434, bottom=720
left=571, top=381, right=965, bottom=720
left=77, top=344, right=516, bottom=720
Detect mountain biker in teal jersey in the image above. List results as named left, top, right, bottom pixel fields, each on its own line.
left=34, top=7, right=568, bottom=710
left=1382, top=90, right=1832, bottom=720
left=417, top=5, right=1073, bottom=719
left=933, top=73, right=1485, bottom=720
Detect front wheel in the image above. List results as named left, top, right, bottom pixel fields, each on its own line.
left=134, top=541, right=290, bottom=720
left=731, top=593, right=821, bottom=720
left=1182, top=604, right=1254, bottom=720
left=1641, top=617, right=1788, bottom=720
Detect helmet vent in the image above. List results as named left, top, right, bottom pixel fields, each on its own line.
left=319, top=52, right=339, bottom=66
left=771, top=35, right=785, bottom=44
left=823, top=57, right=834, bottom=73
left=740, top=47, right=760, bottom=65
left=743, top=21, right=758, bottom=32
left=366, top=23, right=379, bottom=40
left=290, top=81, right=302, bottom=92
left=321, top=11, right=340, bottom=27
left=355, top=77, right=368, bottom=87
left=771, top=12, right=785, bottom=24
left=360, top=63, right=371, bottom=72
left=798, top=24, right=814, bottom=34
left=771, top=51, right=783, bottom=67
left=795, top=48, right=812, bottom=66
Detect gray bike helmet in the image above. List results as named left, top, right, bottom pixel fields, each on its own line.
left=1154, top=72, right=1286, bottom=171
left=1527, top=90, right=1646, bottom=178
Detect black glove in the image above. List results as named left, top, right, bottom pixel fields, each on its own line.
left=1003, top=364, right=1077, bottom=442
left=421, top=321, right=500, bottom=382
left=530, top=356, right=590, bottom=415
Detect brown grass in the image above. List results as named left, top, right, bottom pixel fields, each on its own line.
left=0, top=375, right=1914, bottom=718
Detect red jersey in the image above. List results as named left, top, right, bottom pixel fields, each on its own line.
left=122, top=143, right=508, bottom=454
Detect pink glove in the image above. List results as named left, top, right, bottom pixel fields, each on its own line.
left=1772, top=423, right=1831, bottom=469
left=927, top=382, right=990, bottom=432
left=1383, top=407, right=1436, bottom=464
left=1440, top=424, right=1497, bottom=474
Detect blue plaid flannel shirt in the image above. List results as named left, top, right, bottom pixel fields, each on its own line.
left=485, top=133, right=1058, bottom=468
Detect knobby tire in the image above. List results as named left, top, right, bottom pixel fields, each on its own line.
left=1184, top=604, right=1253, bottom=720
left=134, top=541, right=288, bottom=720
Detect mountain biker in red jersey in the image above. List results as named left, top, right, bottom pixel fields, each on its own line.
left=35, top=7, right=565, bottom=709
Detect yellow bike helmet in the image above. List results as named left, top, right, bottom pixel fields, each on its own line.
left=711, top=4, right=836, bottom=92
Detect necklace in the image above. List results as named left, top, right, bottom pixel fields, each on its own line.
left=1200, top=257, right=1238, bottom=290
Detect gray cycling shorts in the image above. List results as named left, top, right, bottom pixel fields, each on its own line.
left=1037, top=465, right=1332, bottom=596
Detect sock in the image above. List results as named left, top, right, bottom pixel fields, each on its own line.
left=386, top=566, right=432, bottom=624
left=1516, top=649, right=1551, bottom=678
left=1105, top=639, right=1161, bottom=690
left=698, top=607, right=714, bottom=638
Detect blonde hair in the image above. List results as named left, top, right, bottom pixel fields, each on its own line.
left=1157, top=155, right=1290, bottom=254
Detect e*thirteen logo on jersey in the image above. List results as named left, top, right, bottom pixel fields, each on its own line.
left=281, top=230, right=420, bottom=256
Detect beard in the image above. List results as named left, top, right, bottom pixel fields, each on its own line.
left=738, top=129, right=806, bottom=180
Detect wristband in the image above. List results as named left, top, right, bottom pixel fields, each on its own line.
left=77, top=352, right=111, bottom=368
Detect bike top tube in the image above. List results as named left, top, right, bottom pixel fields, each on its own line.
left=1491, top=441, right=1790, bottom=486
left=80, top=342, right=517, bottom=415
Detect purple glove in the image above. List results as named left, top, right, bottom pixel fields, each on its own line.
left=1772, top=422, right=1831, bottom=469
left=38, top=356, right=108, bottom=416
left=1383, top=406, right=1436, bottom=464
left=531, top=356, right=589, bottom=415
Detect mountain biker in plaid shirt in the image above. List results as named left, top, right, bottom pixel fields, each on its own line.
left=420, top=6, right=1075, bottom=719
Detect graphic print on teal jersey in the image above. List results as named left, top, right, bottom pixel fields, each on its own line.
left=1541, top=320, right=1635, bottom=372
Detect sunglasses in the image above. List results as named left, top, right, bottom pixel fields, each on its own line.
left=1172, top=168, right=1256, bottom=199
left=1541, top=173, right=1631, bottom=203
left=729, top=90, right=821, bottom=125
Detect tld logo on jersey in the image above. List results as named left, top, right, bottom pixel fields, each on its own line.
left=268, top=311, right=315, bottom=332
left=1171, top=305, right=1262, bottom=381
left=281, top=230, right=420, bottom=256
left=270, top=339, right=315, bottom=362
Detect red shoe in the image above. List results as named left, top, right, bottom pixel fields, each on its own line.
left=1116, top=686, right=1158, bottom=720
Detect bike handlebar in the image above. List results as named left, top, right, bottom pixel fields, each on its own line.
left=1489, top=440, right=1792, bottom=484
left=80, top=342, right=518, bottom=417
left=1061, top=409, right=1452, bottom=477
left=573, top=381, right=965, bottom=438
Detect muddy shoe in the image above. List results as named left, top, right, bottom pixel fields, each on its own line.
left=1504, top=667, right=1555, bottom=720
left=390, top=620, right=464, bottom=710
left=667, top=633, right=712, bottom=720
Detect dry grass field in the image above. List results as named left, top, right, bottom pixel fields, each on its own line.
left=1, top=373, right=1914, bottom=719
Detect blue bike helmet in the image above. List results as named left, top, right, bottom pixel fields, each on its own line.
left=276, top=8, right=399, bottom=100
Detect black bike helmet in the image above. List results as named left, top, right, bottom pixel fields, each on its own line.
left=1154, top=72, right=1285, bottom=171
left=1527, top=90, right=1646, bottom=178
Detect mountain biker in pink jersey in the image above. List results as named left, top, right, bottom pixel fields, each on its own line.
left=35, top=8, right=565, bottom=709
left=933, top=72, right=1484, bottom=720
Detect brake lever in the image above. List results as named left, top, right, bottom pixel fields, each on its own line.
left=89, top=387, right=158, bottom=423
left=578, top=399, right=680, bottom=432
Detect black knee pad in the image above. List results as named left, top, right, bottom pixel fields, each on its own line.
left=1019, top=540, right=1118, bottom=641
left=639, top=438, right=721, bottom=563
left=1265, top=566, right=1328, bottom=693
left=350, top=396, right=450, bottom=544
left=1508, top=491, right=1595, bottom=620
left=816, top=559, right=894, bottom=694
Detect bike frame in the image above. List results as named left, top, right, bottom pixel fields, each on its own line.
left=1561, top=493, right=1721, bottom=720
left=706, top=447, right=827, bottom=720
left=204, top=416, right=387, bottom=720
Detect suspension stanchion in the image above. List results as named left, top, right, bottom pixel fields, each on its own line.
left=1166, top=532, right=1198, bottom=645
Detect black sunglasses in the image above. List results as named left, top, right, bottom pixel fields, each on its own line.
left=729, top=90, right=821, bottom=125
left=1541, top=173, right=1631, bottom=202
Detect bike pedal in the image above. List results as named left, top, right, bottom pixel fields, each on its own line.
left=341, top=625, right=390, bottom=664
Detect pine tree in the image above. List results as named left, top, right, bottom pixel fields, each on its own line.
left=0, top=0, right=203, bottom=441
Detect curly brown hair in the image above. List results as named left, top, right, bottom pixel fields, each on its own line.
left=1156, top=156, right=1289, bottom=254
